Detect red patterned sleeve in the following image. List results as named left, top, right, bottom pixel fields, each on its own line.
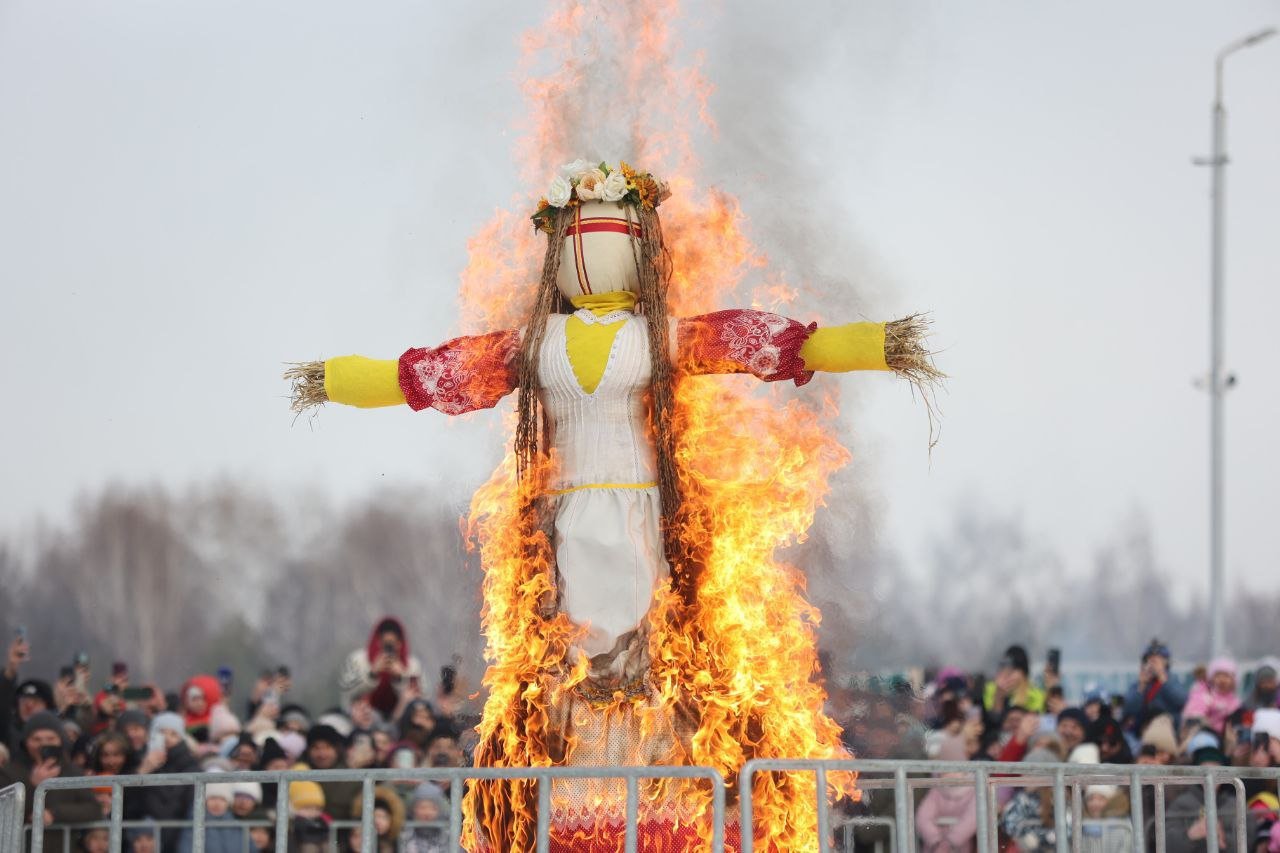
left=676, top=309, right=816, bottom=386
left=398, top=329, right=521, bottom=414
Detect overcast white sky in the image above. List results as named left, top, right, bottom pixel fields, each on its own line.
left=1, top=1, right=1277, bottom=607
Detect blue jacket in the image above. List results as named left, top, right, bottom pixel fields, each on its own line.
left=176, top=811, right=250, bottom=853
left=1123, top=677, right=1188, bottom=731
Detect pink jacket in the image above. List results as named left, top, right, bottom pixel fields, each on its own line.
left=916, top=782, right=977, bottom=853
left=1181, top=680, right=1241, bottom=733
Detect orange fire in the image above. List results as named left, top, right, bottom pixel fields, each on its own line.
left=458, top=2, right=857, bottom=850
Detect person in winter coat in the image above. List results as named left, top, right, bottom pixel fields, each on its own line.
left=0, top=711, right=101, bottom=852
left=1245, top=664, right=1278, bottom=712
left=338, top=616, right=424, bottom=717
left=1182, top=658, right=1242, bottom=736
left=287, top=781, right=331, bottom=853
left=402, top=783, right=450, bottom=853
left=176, top=784, right=246, bottom=853
left=1001, top=745, right=1065, bottom=852
left=983, top=645, right=1046, bottom=724
left=301, top=722, right=362, bottom=821
left=398, top=698, right=439, bottom=750
left=116, top=709, right=151, bottom=769
left=1124, top=640, right=1188, bottom=735
left=1164, top=747, right=1255, bottom=853
left=179, top=674, right=240, bottom=747
left=133, top=712, right=202, bottom=853
left=915, top=737, right=977, bottom=853
left=348, top=784, right=407, bottom=853
left=1078, top=785, right=1132, bottom=853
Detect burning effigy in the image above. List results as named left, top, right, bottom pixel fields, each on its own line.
left=286, top=4, right=940, bottom=849
left=286, top=159, right=938, bottom=851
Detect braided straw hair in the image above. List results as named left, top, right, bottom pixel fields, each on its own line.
left=513, top=206, right=571, bottom=483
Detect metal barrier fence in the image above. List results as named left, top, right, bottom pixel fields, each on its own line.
left=30, top=764, right=725, bottom=853
left=26, top=818, right=457, bottom=853
left=28, top=818, right=274, bottom=853
left=1, top=782, right=25, bottom=851
left=741, top=759, right=1280, bottom=853
left=26, top=759, right=1280, bottom=852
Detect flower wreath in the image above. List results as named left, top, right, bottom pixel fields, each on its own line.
left=530, top=159, right=671, bottom=234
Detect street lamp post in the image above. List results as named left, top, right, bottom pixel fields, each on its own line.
left=1194, top=27, right=1276, bottom=660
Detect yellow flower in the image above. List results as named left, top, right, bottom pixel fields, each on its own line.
left=636, top=175, right=659, bottom=207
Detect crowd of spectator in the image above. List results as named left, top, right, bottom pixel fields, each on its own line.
left=0, top=617, right=465, bottom=852
left=3, top=621, right=1279, bottom=853
left=830, top=640, right=1280, bottom=852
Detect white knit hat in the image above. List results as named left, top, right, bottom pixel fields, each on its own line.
left=231, top=782, right=263, bottom=805
left=205, top=783, right=236, bottom=803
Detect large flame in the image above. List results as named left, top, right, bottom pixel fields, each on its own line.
left=459, top=2, right=857, bottom=850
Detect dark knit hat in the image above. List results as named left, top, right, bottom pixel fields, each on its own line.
left=1141, top=638, right=1171, bottom=663
left=1191, top=746, right=1227, bottom=766
left=258, top=737, right=287, bottom=767
left=116, top=709, right=150, bottom=732
left=23, top=711, right=67, bottom=745
left=306, top=724, right=347, bottom=750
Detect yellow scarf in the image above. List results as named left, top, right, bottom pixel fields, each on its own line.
left=565, top=291, right=637, bottom=393
left=568, top=291, right=638, bottom=317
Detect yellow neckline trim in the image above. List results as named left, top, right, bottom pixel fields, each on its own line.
left=549, top=480, right=657, bottom=496
left=569, top=291, right=637, bottom=317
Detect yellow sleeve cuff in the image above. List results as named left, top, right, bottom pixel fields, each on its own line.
left=323, top=355, right=406, bottom=408
left=799, top=322, right=890, bottom=373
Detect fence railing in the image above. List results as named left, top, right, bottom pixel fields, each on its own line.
left=1, top=782, right=25, bottom=851
left=26, top=759, right=1280, bottom=853
left=26, top=818, right=457, bottom=853
left=30, top=763, right=724, bottom=853
left=741, top=759, right=1279, bottom=853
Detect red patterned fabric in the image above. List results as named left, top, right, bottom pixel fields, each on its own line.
left=547, top=819, right=750, bottom=853
left=398, top=329, right=521, bottom=414
left=677, top=309, right=816, bottom=387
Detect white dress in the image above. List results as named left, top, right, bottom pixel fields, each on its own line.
left=537, top=310, right=667, bottom=685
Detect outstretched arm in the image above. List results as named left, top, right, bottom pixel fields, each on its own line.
left=676, top=309, right=939, bottom=387
left=286, top=329, right=521, bottom=416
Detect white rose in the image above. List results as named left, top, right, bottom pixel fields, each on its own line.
left=575, top=168, right=607, bottom=200
left=560, top=158, right=595, bottom=178
left=600, top=171, right=629, bottom=202
left=546, top=175, right=572, bottom=207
